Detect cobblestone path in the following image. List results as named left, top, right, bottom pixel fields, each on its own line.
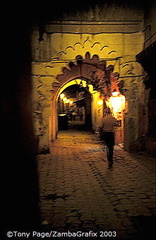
left=37, top=128, right=155, bottom=239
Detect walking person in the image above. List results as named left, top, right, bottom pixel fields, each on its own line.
left=99, top=108, right=117, bottom=168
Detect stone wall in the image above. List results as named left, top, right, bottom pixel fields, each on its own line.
left=144, top=0, right=156, bottom=48
left=31, top=3, right=148, bottom=153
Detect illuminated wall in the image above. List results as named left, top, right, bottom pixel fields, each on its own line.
left=31, top=5, right=148, bottom=153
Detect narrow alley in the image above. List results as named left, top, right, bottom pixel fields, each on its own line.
left=37, top=124, right=155, bottom=239
left=2, top=2, right=156, bottom=240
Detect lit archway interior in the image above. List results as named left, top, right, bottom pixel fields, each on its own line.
left=55, top=78, right=125, bottom=144
left=57, top=79, right=94, bottom=131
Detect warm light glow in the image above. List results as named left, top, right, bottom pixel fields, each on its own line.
left=112, top=91, right=120, bottom=97
left=97, top=99, right=103, bottom=106
left=111, top=97, right=123, bottom=112
left=60, top=93, right=65, bottom=99
left=108, top=94, right=125, bottom=119
left=63, top=97, right=67, bottom=102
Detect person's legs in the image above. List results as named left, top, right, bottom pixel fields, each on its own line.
left=108, top=144, right=114, bottom=167
left=106, top=145, right=109, bottom=162
left=106, top=146, right=112, bottom=167
left=106, top=132, right=115, bottom=168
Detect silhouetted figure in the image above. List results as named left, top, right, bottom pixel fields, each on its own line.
left=72, top=111, right=77, bottom=121
left=99, top=108, right=117, bottom=168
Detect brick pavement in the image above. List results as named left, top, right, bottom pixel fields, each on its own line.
left=37, top=127, right=156, bottom=239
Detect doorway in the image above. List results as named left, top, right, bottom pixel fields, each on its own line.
left=57, top=81, right=92, bottom=132
left=49, top=53, right=125, bottom=149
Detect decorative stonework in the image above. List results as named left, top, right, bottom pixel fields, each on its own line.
left=44, top=21, right=141, bottom=35
left=31, top=33, right=145, bottom=153
left=54, top=52, right=121, bottom=100
left=51, top=36, right=118, bottom=61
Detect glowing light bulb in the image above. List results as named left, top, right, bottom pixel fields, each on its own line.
left=60, top=93, right=65, bottom=99
left=97, top=100, right=103, bottom=106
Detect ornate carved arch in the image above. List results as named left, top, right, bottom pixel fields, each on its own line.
left=52, top=51, right=120, bottom=100
left=50, top=52, right=121, bottom=146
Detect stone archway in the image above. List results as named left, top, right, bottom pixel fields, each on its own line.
left=49, top=51, right=122, bottom=149
left=57, top=80, right=93, bottom=130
